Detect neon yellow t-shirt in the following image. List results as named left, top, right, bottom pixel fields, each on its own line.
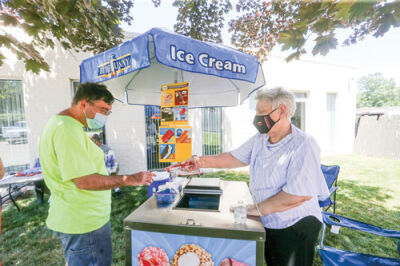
left=39, top=115, right=110, bottom=234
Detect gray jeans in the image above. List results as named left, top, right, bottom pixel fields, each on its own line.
left=53, top=221, right=112, bottom=266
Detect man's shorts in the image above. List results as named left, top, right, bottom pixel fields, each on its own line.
left=53, top=221, right=112, bottom=266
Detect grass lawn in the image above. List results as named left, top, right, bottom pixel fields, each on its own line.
left=0, top=154, right=399, bottom=265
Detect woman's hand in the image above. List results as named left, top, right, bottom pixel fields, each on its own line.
left=182, top=155, right=201, bottom=171
left=246, top=204, right=262, bottom=217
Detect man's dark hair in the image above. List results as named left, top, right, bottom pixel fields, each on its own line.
left=72, top=82, right=114, bottom=105
left=91, top=134, right=101, bottom=143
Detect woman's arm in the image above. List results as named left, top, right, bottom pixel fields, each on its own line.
left=247, top=191, right=311, bottom=216
left=185, top=152, right=247, bottom=170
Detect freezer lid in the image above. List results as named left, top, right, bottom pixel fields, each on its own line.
left=186, top=177, right=221, bottom=189
left=183, top=177, right=222, bottom=194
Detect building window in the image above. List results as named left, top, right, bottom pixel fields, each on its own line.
left=291, top=92, right=307, bottom=131
left=326, top=93, right=336, bottom=149
left=202, top=107, right=222, bottom=156
left=0, top=80, right=30, bottom=173
left=144, top=105, right=170, bottom=170
left=71, top=80, right=80, bottom=96
left=71, top=80, right=106, bottom=143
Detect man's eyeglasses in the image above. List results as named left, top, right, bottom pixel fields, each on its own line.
left=88, top=101, right=112, bottom=116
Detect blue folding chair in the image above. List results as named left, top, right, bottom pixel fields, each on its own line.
left=318, top=212, right=400, bottom=266
left=319, top=165, right=340, bottom=213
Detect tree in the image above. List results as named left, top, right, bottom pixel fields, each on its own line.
left=173, top=0, right=232, bottom=43
left=0, top=0, right=136, bottom=73
left=228, top=0, right=400, bottom=62
left=357, top=73, right=400, bottom=108
left=2, top=0, right=400, bottom=73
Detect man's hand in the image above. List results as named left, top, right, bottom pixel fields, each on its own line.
left=125, top=171, right=155, bottom=186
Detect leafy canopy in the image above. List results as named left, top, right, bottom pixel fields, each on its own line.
left=357, top=73, right=400, bottom=108
left=228, top=0, right=400, bottom=62
left=0, top=0, right=135, bottom=73
left=173, top=0, right=232, bottom=43
left=1, top=0, right=399, bottom=73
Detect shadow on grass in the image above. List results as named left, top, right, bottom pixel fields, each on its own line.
left=0, top=185, right=149, bottom=266
left=204, top=171, right=400, bottom=264
left=0, top=197, right=64, bottom=265
left=315, top=180, right=400, bottom=265
left=1, top=174, right=398, bottom=266
left=110, top=186, right=148, bottom=265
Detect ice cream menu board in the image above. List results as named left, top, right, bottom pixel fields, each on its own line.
left=159, top=82, right=192, bottom=162
left=131, top=229, right=256, bottom=266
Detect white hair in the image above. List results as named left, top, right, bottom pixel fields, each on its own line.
left=255, top=87, right=296, bottom=119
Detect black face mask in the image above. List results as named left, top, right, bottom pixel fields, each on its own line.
left=253, top=107, right=280, bottom=134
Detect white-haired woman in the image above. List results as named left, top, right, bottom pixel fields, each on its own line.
left=185, top=87, right=329, bottom=266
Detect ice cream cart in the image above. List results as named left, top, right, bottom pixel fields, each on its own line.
left=124, top=178, right=265, bottom=266
left=79, top=27, right=267, bottom=265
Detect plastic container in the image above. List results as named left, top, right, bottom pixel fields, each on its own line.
left=156, top=190, right=177, bottom=203
left=147, top=172, right=171, bottom=198
left=156, top=187, right=178, bottom=208
left=234, top=201, right=247, bottom=224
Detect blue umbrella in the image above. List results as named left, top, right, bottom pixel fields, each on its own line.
left=80, top=28, right=265, bottom=108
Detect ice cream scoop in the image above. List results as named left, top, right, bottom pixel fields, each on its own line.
left=219, top=258, right=248, bottom=266
left=178, top=252, right=200, bottom=266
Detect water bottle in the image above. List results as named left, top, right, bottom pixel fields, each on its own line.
left=234, top=201, right=247, bottom=224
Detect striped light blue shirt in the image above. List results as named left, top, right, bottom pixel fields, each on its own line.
left=231, top=125, right=329, bottom=229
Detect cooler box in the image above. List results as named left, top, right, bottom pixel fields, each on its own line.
left=146, top=171, right=171, bottom=198
left=124, top=179, right=266, bottom=266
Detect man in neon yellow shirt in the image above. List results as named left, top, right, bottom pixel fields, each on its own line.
left=39, top=82, right=154, bottom=266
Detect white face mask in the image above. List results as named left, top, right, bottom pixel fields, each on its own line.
left=84, top=106, right=108, bottom=129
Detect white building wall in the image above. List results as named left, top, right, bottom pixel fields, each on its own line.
left=1, top=26, right=357, bottom=174
left=105, top=103, right=147, bottom=174
left=189, top=109, right=203, bottom=156
left=221, top=55, right=357, bottom=155
left=0, top=26, right=92, bottom=167
left=0, top=29, right=202, bottom=174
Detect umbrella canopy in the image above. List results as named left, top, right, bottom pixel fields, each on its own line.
left=80, top=28, right=265, bottom=108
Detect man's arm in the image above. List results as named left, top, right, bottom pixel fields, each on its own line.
left=72, top=171, right=154, bottom=190
left=185, top=152, right=247, bottom=171
left=247, top=191, right=312, bottom=216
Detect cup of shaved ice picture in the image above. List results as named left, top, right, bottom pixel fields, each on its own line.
left=138, top=246, right=169, bottom=266
left=171, top=244, right=213, bottom=266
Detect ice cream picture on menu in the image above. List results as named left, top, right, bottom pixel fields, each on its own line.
left=161, top=107, right=174, bottom=123
left=175, top=89, right=188, bottom=106
left=175, top=106, right=188, bottom=122
left=159, top=127, right=176, bottom=144
left=161, top=90, right=174, bottom=107
left=159, top=82, right=192, bottom=163
left=176, top=127, right=191, bottom=143
left=160, top=144, right=175, bottom=160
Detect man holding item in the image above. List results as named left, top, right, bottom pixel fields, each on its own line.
left=39, top=82, right=154, bottom=266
